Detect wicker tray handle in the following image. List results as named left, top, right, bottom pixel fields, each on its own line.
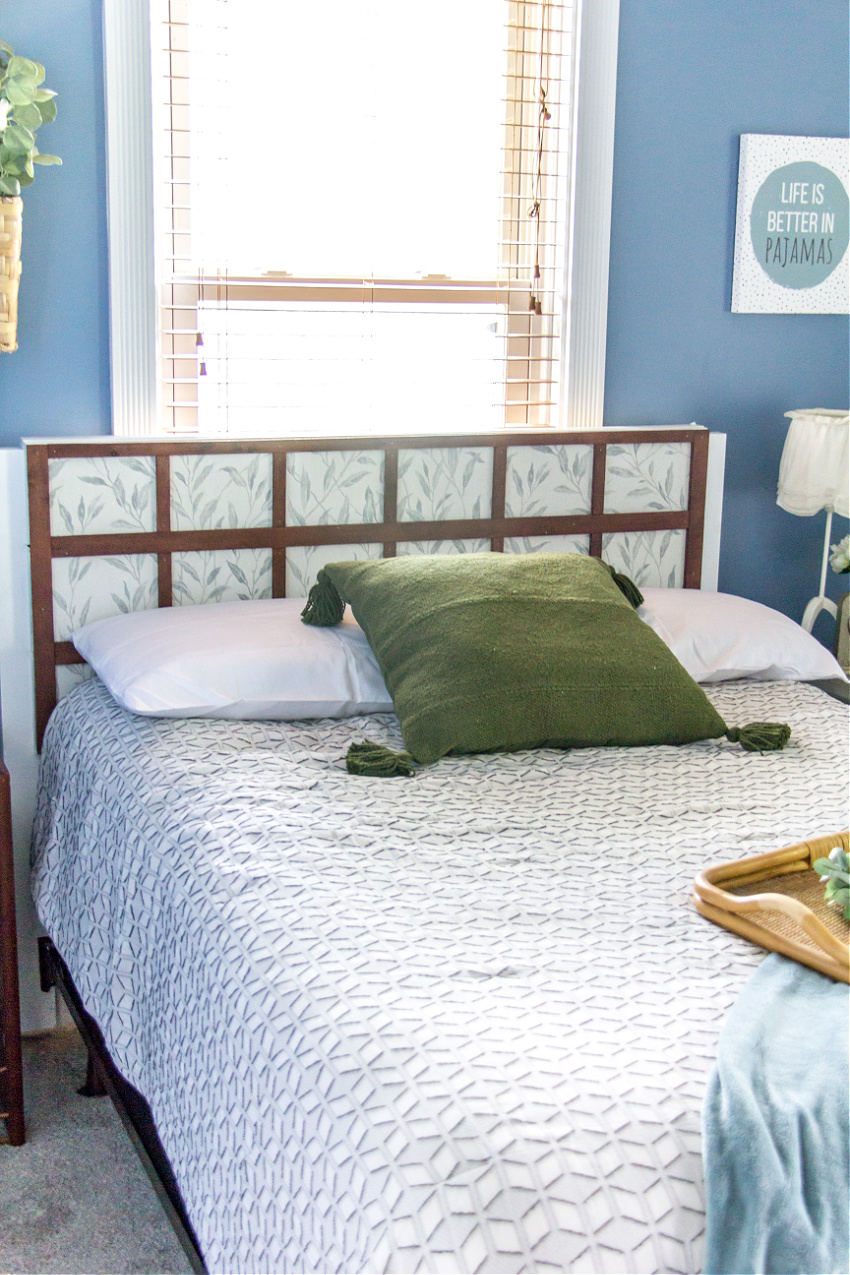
left=712, top=888, right=849, bottom=966
left=694, top=832, right=850, bottom=982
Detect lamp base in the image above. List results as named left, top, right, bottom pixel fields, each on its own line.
left=801, top=593, right=838, bottom=633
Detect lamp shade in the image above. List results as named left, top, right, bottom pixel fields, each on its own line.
left=777, top=410, right=850, bottom=517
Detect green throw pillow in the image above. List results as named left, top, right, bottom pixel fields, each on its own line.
left=301, top=552, right=788, bottom=766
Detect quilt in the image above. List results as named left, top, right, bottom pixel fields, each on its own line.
left=31, top=678, right=848, bottom=1275
left=703, top=953, right=849, bottom=1275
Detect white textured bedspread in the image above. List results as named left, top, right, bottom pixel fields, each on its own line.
left=32, top=678, right=848, bottom=1275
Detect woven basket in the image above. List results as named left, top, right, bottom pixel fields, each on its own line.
left=694, top=831, right=850, bottom=983
left=0, top=196, right=22, bottom=353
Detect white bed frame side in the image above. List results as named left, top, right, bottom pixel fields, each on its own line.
left=0, top=449, right=55, bottom=1032
left=702, top=432, right=725, bottom=591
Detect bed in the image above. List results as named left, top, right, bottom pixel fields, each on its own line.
left=25, top=429, right=849, bottom=1275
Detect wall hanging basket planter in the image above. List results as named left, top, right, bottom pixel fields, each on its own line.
left=0, top=196, right=22, bottom=353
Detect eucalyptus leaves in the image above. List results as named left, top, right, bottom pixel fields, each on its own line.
left=0, top=41, right=61, bottom=196
left=813, top=845, right=850, bottom=921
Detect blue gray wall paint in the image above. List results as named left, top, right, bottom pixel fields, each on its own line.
left=0, top=0, right=847, bottom=629
left=0, top=0, right=110, bottom=440
left=606, top=0, right=849, bottom=634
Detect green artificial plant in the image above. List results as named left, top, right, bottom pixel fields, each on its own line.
left=813, top=845, right=850, bottom=921
left=0, top=41, right=61, bottom=196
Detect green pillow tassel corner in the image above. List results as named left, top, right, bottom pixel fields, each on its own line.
left=604, top=564, right=644, bottom=609
left=346, top=741, right=416, bottom=778
left=300, top=572, right=345, bottom=626
left=725, top=721, right=792, bottom=753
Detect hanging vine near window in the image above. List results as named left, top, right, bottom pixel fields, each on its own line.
left=528, top=0, right=551, bottom=315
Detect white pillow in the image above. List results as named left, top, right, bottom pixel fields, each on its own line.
left=638, top=588, right=848, bottom=683
left=72, top=598, right=393, bottom=718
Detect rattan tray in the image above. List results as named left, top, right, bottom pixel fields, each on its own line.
left=694, top=831, right=850, bottom=983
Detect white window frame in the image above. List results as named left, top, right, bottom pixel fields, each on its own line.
left=103, top=0, right=619, bottom=437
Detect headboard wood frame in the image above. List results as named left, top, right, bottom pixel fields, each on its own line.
left=27, top=428, right=710, bottom=747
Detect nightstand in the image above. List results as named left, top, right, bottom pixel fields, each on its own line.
left=0, top=757, right=24, bottom=1144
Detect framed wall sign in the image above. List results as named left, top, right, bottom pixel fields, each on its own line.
left=732, top=134, right=849, bottom=314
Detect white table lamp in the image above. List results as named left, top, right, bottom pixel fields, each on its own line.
left=777, top=409, right=850, bottom=632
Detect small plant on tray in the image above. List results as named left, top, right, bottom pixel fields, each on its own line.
left=813, top=845, right=850, bottom=921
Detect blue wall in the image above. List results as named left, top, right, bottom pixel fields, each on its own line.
left=0, top=0, right=110, bottom=439
left=606, top=0, right=849, bottom=635
left=1, top=0, right=848, bottom=630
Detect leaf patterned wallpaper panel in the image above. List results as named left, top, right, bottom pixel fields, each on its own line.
left=504, top=534, right=590, bottom=556
left=286, top=451, right=384, bottom=527
left=172, top=549, right=273, bottom=606
left=55, top=663, right=95, bottom=702
left=52, top=554, right=158, bottom=641
left=604, top=441, right=693, bottom=515
left=603, top=442, right=691, bottom=514
left=397, top=448, right=493, bottom=522
left=285, top=543, right=382, bottom=597
left=602, top=529, right=686, bottom=588
left=170, top=454, right=273, bottom=530
left=505, top=445, right=593, bottom=517
left=396, top=539, right=490, bottom=556
left=48, top=457, right=156, bottom=535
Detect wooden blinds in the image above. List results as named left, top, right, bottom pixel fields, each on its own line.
left=153, top=1, right=576, bottom=436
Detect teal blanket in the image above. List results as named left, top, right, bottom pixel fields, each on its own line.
left=703, top=954, right=849, bottom=1275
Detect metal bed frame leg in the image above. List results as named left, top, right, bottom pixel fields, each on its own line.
left=37, top=937, right=206, bottom=1273
left=78, top=1050, right=108, bottom=1098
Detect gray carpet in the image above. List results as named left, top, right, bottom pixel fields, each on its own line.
left=0, top=1029, right=194, bottom=1275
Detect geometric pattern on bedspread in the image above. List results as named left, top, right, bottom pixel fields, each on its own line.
left=31, top=679, right=848, bottom=1275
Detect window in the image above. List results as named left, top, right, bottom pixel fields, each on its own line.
left=104, top=0, right=620, bottom=436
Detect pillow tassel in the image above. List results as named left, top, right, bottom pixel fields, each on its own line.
left=605, top=565, right=644, bottom=609
left=346, top=740, right=416, bottom=777
left=301, top=573, right=345, bottom=626
left=725, top=722, right=792, bottom=752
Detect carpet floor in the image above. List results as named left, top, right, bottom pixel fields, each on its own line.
left=0, top=1028, right=194, bottom=1274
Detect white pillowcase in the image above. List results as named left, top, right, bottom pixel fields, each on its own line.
left=73, top=588, right=846, bottom=721
left=72, top=598, right=393, bottom=719
left=638, top=588, right=847, bottom=683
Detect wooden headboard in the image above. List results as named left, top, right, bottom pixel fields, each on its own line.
left=27, top=427, right=711, bottom=746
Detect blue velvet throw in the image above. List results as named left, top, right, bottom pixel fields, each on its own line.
left=703, top=954, right=849, bottom=1275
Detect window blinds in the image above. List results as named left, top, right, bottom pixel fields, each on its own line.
left=154, top=1, right=576, bottom=436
